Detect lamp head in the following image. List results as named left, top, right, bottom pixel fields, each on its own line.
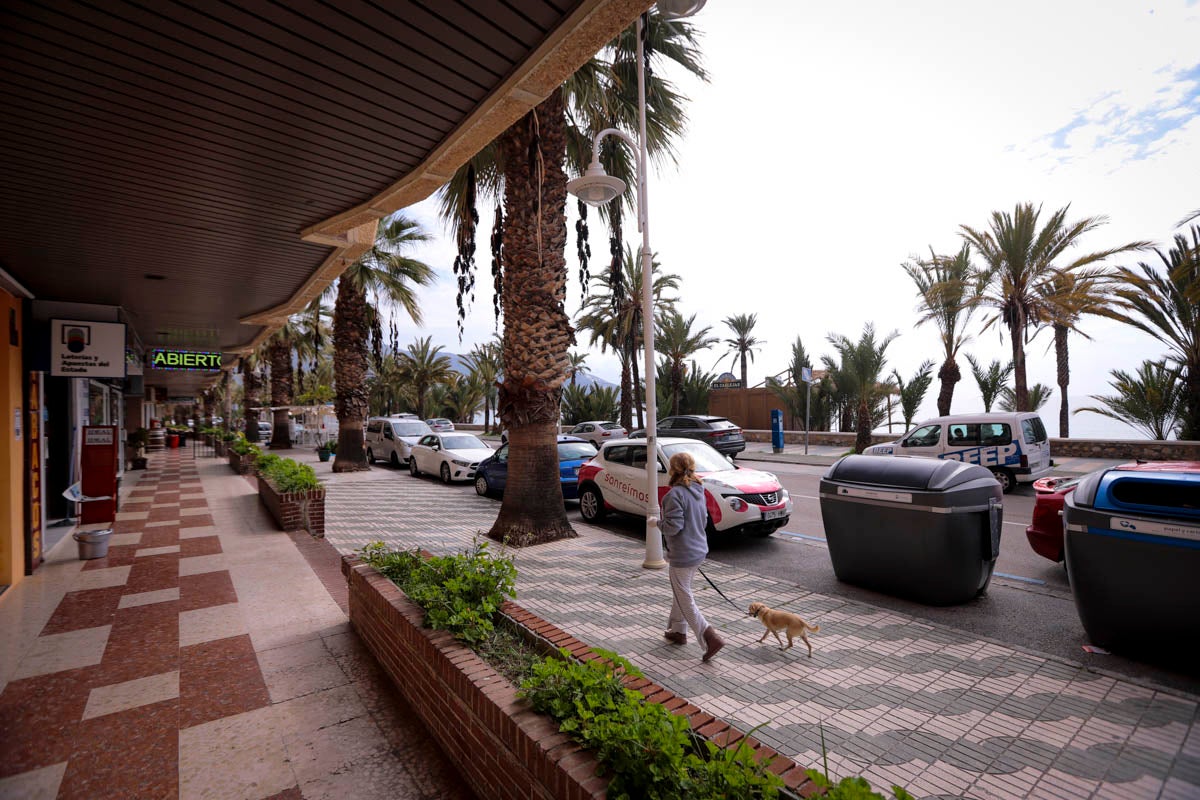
left=566, top=159, right=626, bottom=207
left=656, top=0, right=706, bottom=19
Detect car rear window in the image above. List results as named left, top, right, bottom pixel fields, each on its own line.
left=1022, top=417, right=1047, bottom=444
left=600, top=422, right=622, bottom=430
left=557, top=443, right=597, bottom=460
left=706, top=418, right=737, bottom=430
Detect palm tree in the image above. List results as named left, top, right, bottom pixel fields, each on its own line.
left=892, top=360, right=936, bottom=431
left=721, top=313, right=764, bottom=388
left=566, top=351, right=591, bottom=387
left=561, top=384, right=620, bottom=425
left=1076, top=361, right=1184, bottom=440
left=1100, top=226, right=1200, bottom=439
left=965, top=354, right=1014, bottom=413
left=463, top=340, right=502, bottom=433
left=902, top=243, right=982, bottom=415
left=656, top=311, right=718, bottom=416
left=960, top=203, right=1148, bottom=412
left=436, top=13, right=705, bottom=546
left=439, top=373, right=486, bottom=424
left=328, top=213, right=434, bottom=472
left=264, top=329, right=294, bottom=448
left=1036, top=266, right=1112, bottom=438
left=367, top=355, right=413, bottom=416
left=827, top=324, right=899, bottom=453
left=240, top=353, right=264, bottom=443
left=397, top=336, right=453, bottom=419
left=575, top=248, right=679, bottom=428
left=999, top=383, right=1052, bottom=412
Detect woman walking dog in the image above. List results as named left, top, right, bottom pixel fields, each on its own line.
left=660, top=451, right=724, bottom=662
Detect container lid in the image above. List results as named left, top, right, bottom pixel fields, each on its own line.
left=824, top=454, right=993, bottom=491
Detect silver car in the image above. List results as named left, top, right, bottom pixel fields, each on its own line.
left=566, top=420, right=627, bottom=448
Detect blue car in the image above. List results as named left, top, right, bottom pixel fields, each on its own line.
left=474, top=435, right=597, bottom=501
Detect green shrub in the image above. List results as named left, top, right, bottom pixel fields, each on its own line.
left=127, top=428, right=149, bottom=448
left=360, top=540, right=516, bottom=646
left=259, top=457, right=321, bottom=493
left=316, top=438, right=337, bottom=454
left=803, top=771, right=914, bottom=800
left=220, top=430, right=238, bottom=442
left=521, top=650, right=782, bottom=799
left=254, top=452, right=281, bottom=474
left=228, top=437, right=259, bottom=456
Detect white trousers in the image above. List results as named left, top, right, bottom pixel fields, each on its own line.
left=666, top=564, right=709, bottom=639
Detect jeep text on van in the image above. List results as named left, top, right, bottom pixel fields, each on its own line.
left=862, top=412, right=1051, bottom=492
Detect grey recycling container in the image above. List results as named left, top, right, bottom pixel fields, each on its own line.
left=1064, top=465, right=1200, bottom=656
left=819, top=455, right=1003, bottom=605
left=73, top=528, right=113, bottom=560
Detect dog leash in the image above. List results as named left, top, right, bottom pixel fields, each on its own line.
left=696, top=565, right=745, bottom=614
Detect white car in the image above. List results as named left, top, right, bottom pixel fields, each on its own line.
left=425, top=417, right=455, bottom=432
left=365, top=417, right=433, bottom=467
left=577, top=437, right=792, bottom=537
left=566, top=420, right=627, bottom=448
left=408, top=433, right=493, bottom=484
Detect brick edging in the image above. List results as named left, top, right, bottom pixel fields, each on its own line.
left=342, top=555, right=820, bottom=798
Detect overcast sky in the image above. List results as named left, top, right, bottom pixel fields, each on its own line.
left=396, top=0, right=1199, bottom=439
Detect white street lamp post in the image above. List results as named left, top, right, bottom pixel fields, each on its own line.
left=569, top=5, right=704, bottom=568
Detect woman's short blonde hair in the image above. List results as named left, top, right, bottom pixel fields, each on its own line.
left=667, top=451, right=700, bottom=487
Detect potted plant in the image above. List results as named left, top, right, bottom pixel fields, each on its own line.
left=257, top=456, right=324, bottom=536
left=315, top=439, right=336, bottom=462
left=126, top=428, right=149, bottom=469
left=227, top=436, right=261, bottom=474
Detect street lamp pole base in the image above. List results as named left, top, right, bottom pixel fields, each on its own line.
left=642, top=557, right=667, bottom=570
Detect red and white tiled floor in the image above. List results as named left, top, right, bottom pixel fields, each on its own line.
left=0, top=448, right=471, bottom=800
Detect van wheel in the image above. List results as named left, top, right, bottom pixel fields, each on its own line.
left=366, top=448, right=375, bottom=464
left=579, top=486, right=606, bottom=522
left=390, top=451, right=400, bottom=468
left=409, top=458, right=420, bottom=477
left=991, top=468, right=1015, bottom=493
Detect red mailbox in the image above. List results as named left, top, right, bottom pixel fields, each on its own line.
left=81, top=425, right=118, bottom=524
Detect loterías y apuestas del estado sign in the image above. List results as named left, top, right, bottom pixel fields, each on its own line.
left=148, top=349, right=222, bottom=371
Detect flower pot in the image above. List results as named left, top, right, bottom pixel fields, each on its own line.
left=166, top=434, right=179, bottom=449
left=317, top=450, right=331, bottom=462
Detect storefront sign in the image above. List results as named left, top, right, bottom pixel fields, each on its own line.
left=148, top=349, right=222, bottom=371
left=50, top=319, right=127, bottom=378
left=26, top=372, right=43, bottom=571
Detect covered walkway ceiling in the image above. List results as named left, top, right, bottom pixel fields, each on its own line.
left=0, top=0, right=648, bottom=395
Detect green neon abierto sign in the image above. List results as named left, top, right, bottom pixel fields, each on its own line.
left=148, top=349, right=222, bottom=371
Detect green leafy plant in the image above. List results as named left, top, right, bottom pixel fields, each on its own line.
left=803, top=772, right=914, bottom=800
left=316, top=438, right=337, bottom=454
left=521, top=650, right=782, bottom=799
left=228, top=436, right=260, bottom=456
left=220, top=430, right=238, bottom=442
left=259, top=457, right=321, bottom=493
left=359, top=540, right=516, bottom=646
left=127, top=428, right=149, bottom=448
left=254, top=452, right=281, bottom=474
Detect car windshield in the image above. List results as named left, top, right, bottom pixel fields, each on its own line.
left=394, top=422, right=430, bottom=436
left=441, top=435, right=485, bottom=450
left=661, top=441, right=732, bottom=473
left=557, top=442, right=597, bottom=460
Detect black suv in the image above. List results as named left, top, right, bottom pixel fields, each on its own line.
left=630, top=415, right=746, bottom=457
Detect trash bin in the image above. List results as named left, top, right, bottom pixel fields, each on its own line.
left=73, top=528, right=113, bottom=560
left=1064, top=465, right=1200, bottom=654
left=819, top=455, right=1003, bottom=605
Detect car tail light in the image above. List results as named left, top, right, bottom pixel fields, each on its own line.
left=602, top=431, right=610, bottom=437
left=1020, top=454, right=1029, bottom=469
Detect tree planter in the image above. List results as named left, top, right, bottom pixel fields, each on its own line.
left=257, top=474, right=324, bottom=537
left=342, top=556, right=819, bottom=799
left=228, top=450, right=258, bottom=475
left=214, top=439, right=228, bottom=457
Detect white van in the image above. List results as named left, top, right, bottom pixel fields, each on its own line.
left=862, top=412, right=1051, bottom=492
left=365, top=416, right=432, bottom=467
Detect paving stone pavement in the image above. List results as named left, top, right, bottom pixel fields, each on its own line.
left=324, top=467, right=1200, bottom=800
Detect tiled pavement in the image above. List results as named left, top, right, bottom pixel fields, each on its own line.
left=323, top=465, right=1200, bottom=800
left=0, top=448, right=471, bottom=800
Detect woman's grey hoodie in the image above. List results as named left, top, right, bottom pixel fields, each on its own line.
left=660, top=482, right=708, bottom=568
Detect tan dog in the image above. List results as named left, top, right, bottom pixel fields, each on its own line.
left=748, top=602, right=820, bottom=657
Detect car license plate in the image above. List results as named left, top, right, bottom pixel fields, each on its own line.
left=762, top=508, right=787, bottom=521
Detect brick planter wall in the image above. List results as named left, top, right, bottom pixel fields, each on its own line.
left=214, top=439, right=228, bottom=457
left=228, top=451, right=258, bottom=475
left=256, top=474, right=325, bottom=537
left=343, top=556, right=821, bottom=799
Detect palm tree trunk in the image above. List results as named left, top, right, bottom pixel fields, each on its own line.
left=332, top=275, right=370, bottom=472
left=242, top=360, right=261, bottom=443
left=1010, top=311, right=1029, bottom=411
left=268, top=337, right=293, bottom=449
left=936, top=357, right=960, bottom=416
left=489, top=92, right=576, bottom=546
left=740, top=351, right=748, bottom=388
left=1183, top=366, right=1200, bottom=441
left=855, top=400, right=872, bottom=453
left=630, top=344, right=643, bottom=429
left=1055, top=323, right=1070, bottom=438
left=618, top=354, right=632, bottom=430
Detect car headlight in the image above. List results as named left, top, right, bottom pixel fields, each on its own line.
left=451, top=458, right=471, bottom=467
left=728, top=497, right=748, bottom=512
left=779, top=488, right=790, bottom=501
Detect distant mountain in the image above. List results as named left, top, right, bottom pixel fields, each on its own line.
left=441, top=352, right=617, bottom=390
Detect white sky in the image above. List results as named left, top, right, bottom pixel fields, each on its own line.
left=395, top=0, right=1200, bottom=439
